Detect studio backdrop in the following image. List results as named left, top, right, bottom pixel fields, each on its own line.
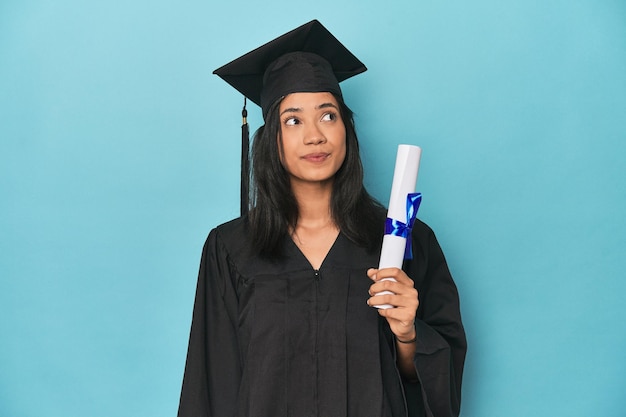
left=1, top=1, right=625, bottom=416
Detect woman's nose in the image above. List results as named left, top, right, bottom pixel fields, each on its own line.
left=303, top=123, right=326, bottom=145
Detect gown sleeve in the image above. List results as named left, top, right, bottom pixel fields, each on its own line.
left=177, top=228, right=242, bottom=417
left=404, top=221, right=467, bottom=417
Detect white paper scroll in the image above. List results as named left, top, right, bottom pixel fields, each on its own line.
left=374, top=144, right=422, bottom=309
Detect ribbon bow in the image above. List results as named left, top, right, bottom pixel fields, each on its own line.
left=384, top=192, right=422, bottom=260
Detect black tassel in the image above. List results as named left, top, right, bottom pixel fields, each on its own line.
left=240, top=97, right=250, bottom=217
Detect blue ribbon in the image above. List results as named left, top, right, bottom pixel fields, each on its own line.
left=384, top=192, right=422, bottom=260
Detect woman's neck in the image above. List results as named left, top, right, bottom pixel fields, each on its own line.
left=291, top=180, right=334, bottom=226
left=290, top=181, right=339, bottom=269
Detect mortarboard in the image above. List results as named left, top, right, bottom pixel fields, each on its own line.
left=213, top=19, right=367, bottom=216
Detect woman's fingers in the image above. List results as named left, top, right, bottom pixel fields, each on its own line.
left=367, top=272, right=419, bottom=310
left=367, top=267, right=414, bottom=286
left=367, top=290, right=418, bottom=310
left=366, top=267, right=419, bottom=338
left=367, top=268, right=415, bottom=301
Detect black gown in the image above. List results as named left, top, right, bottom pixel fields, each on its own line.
left=178, top=216, right=466, bottom=417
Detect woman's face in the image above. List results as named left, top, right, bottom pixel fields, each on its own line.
left=278, top=92, right=346, bottom=187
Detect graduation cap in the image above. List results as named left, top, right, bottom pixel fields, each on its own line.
left=213, top=19, right=367, bottom=216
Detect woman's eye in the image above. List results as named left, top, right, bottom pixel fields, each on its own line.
left=284, top=117, right=299, bottom=126
left=321, top=112, right=337, bottom=122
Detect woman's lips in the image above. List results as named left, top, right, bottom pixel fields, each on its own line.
left=302, top=152, right=330, bottom=163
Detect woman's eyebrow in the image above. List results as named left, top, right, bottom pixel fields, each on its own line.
left=280, top=107, right=302, bottom=116
left=317, top=102, right=338, bottom=110
left=280, top=102, right=337, bottom=116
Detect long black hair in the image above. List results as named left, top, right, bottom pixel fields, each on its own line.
left=249, top=94, right=385, bottom=258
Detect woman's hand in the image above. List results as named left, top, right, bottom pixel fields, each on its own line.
left=366, top=267, right=419, bottom=341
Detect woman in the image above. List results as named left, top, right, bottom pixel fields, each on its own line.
left=178, top=20, right=466, bottom=417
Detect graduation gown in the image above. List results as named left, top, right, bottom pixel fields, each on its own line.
left=178, top=216, right=466, bottom=417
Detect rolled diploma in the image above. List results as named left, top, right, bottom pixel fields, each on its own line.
left=374, top=144, right=421, bottom=309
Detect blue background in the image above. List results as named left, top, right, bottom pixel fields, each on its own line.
left=1, top=1, right=625, bottom=416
